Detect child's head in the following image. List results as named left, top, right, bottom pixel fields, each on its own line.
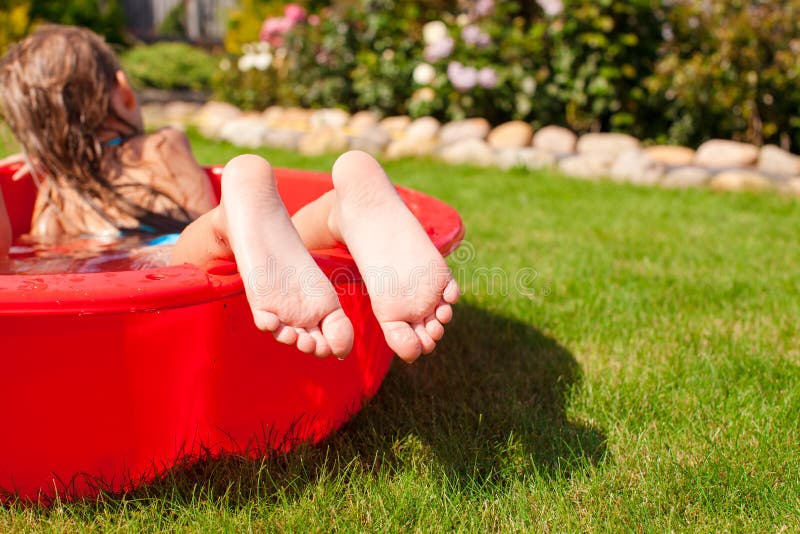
left=0, top=25, right=142, bottom=179
left=0, top=25, right=187, bottom=234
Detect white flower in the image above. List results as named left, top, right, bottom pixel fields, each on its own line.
left=423, top=20, right=448, bottom=45
left=412, top=63, right=436, bottom=85
left=219, top=57, right=231, bottom=71
left=253, top=52, right=273, bottom=71
left=455, top=14, right=470, bottom=27
left=238, top=54, right=255, bottom=72
left=521, top=76, right=536, bottom=95
left=256, top=41, right=272, bottom=54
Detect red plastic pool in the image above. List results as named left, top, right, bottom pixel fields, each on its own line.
left=0, top=164, right=464, bottom=502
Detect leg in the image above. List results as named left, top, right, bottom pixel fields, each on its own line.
left=172, top=154, right=354, bottom=358
left=291, top=190, right=339, bottom=250
left=326, top=151, right=459, bottom=363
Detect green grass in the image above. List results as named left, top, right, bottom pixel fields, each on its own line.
left=2, top=131, right=800, bottom=531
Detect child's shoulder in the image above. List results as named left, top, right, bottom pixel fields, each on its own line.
left=116, top=127, right=215, bottom=217
left=113, top=127, right=193, bottom=166
left=140, top=126, right=193, bottom=154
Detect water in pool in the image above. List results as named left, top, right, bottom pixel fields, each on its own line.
left=1, top=233, right=179, bottom=274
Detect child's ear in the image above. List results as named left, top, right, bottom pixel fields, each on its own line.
left=111, top=69, right=137, bottom=113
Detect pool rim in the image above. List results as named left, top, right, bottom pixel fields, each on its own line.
left=0, top=167, right=465, bottom=317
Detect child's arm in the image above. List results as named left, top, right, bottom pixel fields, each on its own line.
left=0, top=154, right=26, bottom=261
left=0, top=186, right=11, bottom=259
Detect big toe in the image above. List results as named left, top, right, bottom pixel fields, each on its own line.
left=381, top=320, right=422, bottom=363
left=321, top=308, right=355, bottom=358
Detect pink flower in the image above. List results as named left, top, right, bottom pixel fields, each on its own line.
left=461, top=25, right=480, bottom=44
left=259, top=16, right=295, bottom=46
left=424, top=36, right=454, bottom=62
left=474, top=0, right=495, bottom=17
left=284, top=3, right=307, bottom=24
left=477, top=66, right=498, bottom=89
left=536, top=0, right=563, bottom=17
left=461, top=25, right=491, bottom=48
left=447, top=61, right=478, bottom=92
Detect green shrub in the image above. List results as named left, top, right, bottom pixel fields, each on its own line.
left=121, top=42, right=217, bottom=91
left=281, top=8, right=361, bottom=110
left=545, top=0, right=663, bottom=133
left=279, top=1, right=540, bottom=120
left=0, top=1, right=31, bottom=54
left=405, top=2, right=545, bottom=124
left=350, top=1, right=423, bottom=115
left=272, top=0, right=662, bottom=129
left=645, top=0, right=800, bottom=148
left=212, top=0, right=800, bottom=150
left=211, top=47, right=286, bottom=110
left=223, top=0, right=285, bottom=54
left=28, top=0, right=127, bottom=45
left=1, top=0, right=127, bottom=54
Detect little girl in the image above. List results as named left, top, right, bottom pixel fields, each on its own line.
left=0, top=25, right=459, bottom=362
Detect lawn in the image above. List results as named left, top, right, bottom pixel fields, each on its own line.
left=2, top=131, right=799, bottom=531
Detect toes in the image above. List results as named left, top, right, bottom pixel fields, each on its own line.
left=273, top=324, right=298, bottom=345
left=424, top=315, right=444, bottom=341
left=413, top=322, right=436, bottom=354
left=435, top=302, right=453, bottom=324
left=443, top=278, right=460, bottom=304
left=381, top=320, right=422, bottom=363
left=307, top=326, right=332, bottom=358
left=295, top=328, right=316, bottom=354
left=321, top=308, right=354, bottom=358
left=261, top=309, right=352, bottom=359
left=252, top=310, right=281, bottom=332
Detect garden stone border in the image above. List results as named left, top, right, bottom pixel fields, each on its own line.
left=141, top=101, right=800, bottom=197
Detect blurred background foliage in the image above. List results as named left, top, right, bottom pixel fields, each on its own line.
left=0, top=0, right=126, bottom=52
left=120, top=41, right=216, bottom=91
left=2, top=0, right=800, bottom=149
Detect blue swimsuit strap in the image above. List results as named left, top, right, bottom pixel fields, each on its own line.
left=103, top=136, right=182, bottom=240
left=145, top=233, right=181, bottom=246
left=104, top=135, right=136, bottom=148
left=104, top=137, right=124, bottom=147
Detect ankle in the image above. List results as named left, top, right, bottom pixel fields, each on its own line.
left=209, top=205, right=230, bottom=249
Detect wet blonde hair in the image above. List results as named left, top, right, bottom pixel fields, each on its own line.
left=0, top=24, right=189, bottom=234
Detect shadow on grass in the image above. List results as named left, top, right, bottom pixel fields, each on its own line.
left=110, top=302, right=608, bottom=508
left=345, top=301, right=609, bottom=485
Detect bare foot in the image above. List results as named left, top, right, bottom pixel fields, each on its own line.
left=329, top=151, right=459, bottom=362
left=216, top=155, right=353, bottom=358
